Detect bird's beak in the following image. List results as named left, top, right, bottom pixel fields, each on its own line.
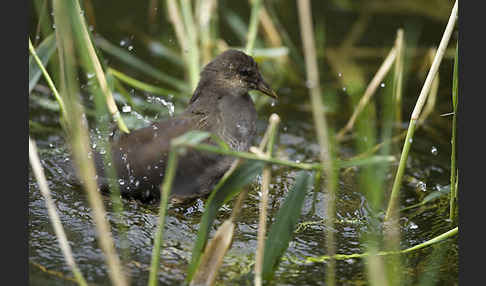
left=256, top=78, right=278, bottom=99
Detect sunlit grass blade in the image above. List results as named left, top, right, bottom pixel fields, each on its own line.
left=94, top=35, right=189, bottom=93
left=28, top=37, right=67, bottom=122
left=148, top=148, right=179, bottom=286
left=261, top=171, right=313, bottom=281
left=186, top=160, right=265, bottom=283
left=29, top=33, right=57, bottom=94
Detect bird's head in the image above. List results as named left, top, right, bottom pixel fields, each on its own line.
left=191, top=49, right=277, bottom=103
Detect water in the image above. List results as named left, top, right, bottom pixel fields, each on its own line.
left=29, top=1, right=458, bottom=285
left=28, top=104, right=457, bottom=285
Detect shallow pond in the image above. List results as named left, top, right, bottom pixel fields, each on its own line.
left=29, top=1, right=458, bottom=285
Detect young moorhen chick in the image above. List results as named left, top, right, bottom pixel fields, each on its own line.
left=92, top=49, right=277, bottom=203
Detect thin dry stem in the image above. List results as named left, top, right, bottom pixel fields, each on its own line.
left=336, top=46, right=397, bottom=141
left=410, top=1, right=457, bottom=121
left=29, top=138, right=88, bottom=286
left=254, top=113, right=280, bottom=286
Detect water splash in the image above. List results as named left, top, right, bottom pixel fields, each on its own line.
left=147, top=96, right=175, bottom=116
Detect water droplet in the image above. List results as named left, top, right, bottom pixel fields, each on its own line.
left=118, top=179, right=125, bottom=185
left=409, top=222, right=418, bottom=230
left=431, top=146, right=438, bottom=155
left=127, top=45, right=134, bottom=51
left=417, top=181, right=427, bottom=192
left=338, top=72, right=342, bottom=77
left=122, top=105, right=132, bottom=113
left=380, top=82, right=385, bottom=88
left=119, top=39, right=127, bottom=47
left=408, top=138, right=413, bottom=143
left=86, top=73, right=95, bottom=79
left=342, top=87, right=347, bottom=92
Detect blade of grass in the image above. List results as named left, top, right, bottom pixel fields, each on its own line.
left=94, top=35, right=189, bottom=93
left=29, top=33, right=57, bottom=94
left=289, top=227, right=458, bottom=264
left=261, top=171, right=313, bottom=281
left=385, top=0, right=458, bottom=221
left=29, top=37, right=67, bottom=123
left=29, top=137, right=88, bottom=286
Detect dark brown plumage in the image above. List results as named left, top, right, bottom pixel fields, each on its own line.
left=92, top=49, right=276, bottom=203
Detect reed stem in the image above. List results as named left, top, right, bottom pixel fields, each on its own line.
left=52, top=2, right=129, bottom=284
left=385, top=0, right=458, bottom=221
left=180, top=0, right=200, bottom=90
left=393, top=29, right=405, bottom=125
left=449, top=41, right=458, bottom=221
left=297, top=0, right=337, bottom=284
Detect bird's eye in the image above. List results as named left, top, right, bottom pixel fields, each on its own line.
left=240, top=68, right=252, bottom=77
